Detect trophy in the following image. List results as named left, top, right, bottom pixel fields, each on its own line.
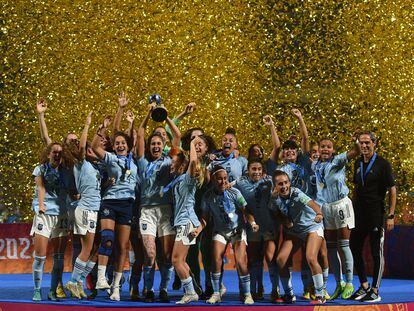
left=148, top=94, right=167, bottom=122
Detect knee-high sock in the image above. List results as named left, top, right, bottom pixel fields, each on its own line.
left=280, top=267, right=294, bottom=296
left=143, top=265, right=154, bottom=291
left=51, top=253, right=64, bottom=292
left=181, top=276, right=196, bottom=294
left=211, top=272, right=221, bottom=294
left=327, top=241, right=343, bottom=283
left=112, top=271, right=123, bottom=288
left=268, top=262, right=280, bottom=291
left=32, top=255, right=46, bottom=290
left=312, top=274, right=324, bottom=297
left=240, top=274, right=251, bottom=295
left=249, top=262, right=261, bottom=293
left=338, top=239, right=354, bottom=283
left=159, top=263, right=174, bottom=291
left=71, top=257, right=87, bottom=283
left=80, top=260, right=96, bottom=283
left=322, top=268, right=329, bottom=290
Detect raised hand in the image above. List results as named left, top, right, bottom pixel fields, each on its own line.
left=263, top=115, right=274, bottom=127
left=291, top=108, right=302, bottom=119
left=118, top=92, right=129, bottom=108
left=85, top=111, right=93, bottom=126
left=103, top=116, right=111, bottom=129
left=185, top=102, right=196, bottom=114
left=36, top=98, right=47, bottom=114
left=126, top=110, right=135, bottom=124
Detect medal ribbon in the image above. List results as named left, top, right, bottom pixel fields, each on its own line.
left=162, top=174, right=185, bottom=194
left=287, top=162, right=305, bottom=179
left=117, top=152, right=133, bottom=171
left=145, top=157, right=162, bottom=178
left=360, top=152, right=377, bottom=186
left=46, top=163, right=65, bottom=187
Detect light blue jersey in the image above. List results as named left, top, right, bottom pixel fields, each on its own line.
left=201, top=187, right=247, bottom=232
left=172, top=173, right=200, bottom=227
left=270, top=187, right=323, bottom=238
left=73, top=160, right=101, bottom=211
left=208, top=153, right=248, bottom=183
left=137, top=155, right=173, bottom=207
left=312, top=152, right=349, bottom=204
left=32, top=164, right=66, bottom=216
left=101, top=152, right=138, bottom=200
left=235, top=176, right=274, bottom=232
left=277, top=153, right=314, bottom=198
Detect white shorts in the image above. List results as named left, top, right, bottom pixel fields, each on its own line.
left=73, top=207, right=98, bottom=235
left=247, top=230, right=276, bottom=242
left=175, top=222, right=197, bottom=246
left=139, top=205, right=175, bottom=237
left=30, top=213, right=69, bottom=239
left=323, top=196, right=355, bottom=230
left=213, top=228, right=247, bottom=246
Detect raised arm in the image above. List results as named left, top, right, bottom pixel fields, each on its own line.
left=165, top=102, right=196, bottom=139
left=165, top=116, right=181, bottom=149
left=292, top=108, right=309, bottom=154
left=125, top=110, right=136, bottom=154
left=36, top=98, right=52, bottom=146
left=92, top=116, right=111, bottom=160
left=263, top=115, right=281, bottom=163
left=346, top=130, right=361, bottom=160
left=113, top=92, right=128, bottom=133
left=79, top=112, right=93, bottom=160
left=188, top=136, right=201, bottom=177
left=136, top=104, right=155, bottom=158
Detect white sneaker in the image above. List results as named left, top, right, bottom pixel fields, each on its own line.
left=176, top=293, right=199, bottom=304
left=219, top=284, right=227, bottom=297
left=110, top=287, right=120, bottom=301
left=96, top=278, right=111, bottom=290
left=206, top=293, right=221, bottom=304
left=65, top=281, right=81, bottom=299
left=244, top=293, right=254, bottom=305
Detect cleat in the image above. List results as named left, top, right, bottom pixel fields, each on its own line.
left=96, top=278, right=111, bottom=290
left=144, top=290, right=155, bottom=303
left=350, top=285, right=370, bottom=301
left=87, top=289, right=97, bottom=300
left=329, top=281, right=345, bottom=300
left=219, top=284, right=227, bottom=297
left=78, top=282, right=87, bottom=298
left=65, top=281, right=81, bottom=299
left=341, top=283, right=354, bottom=299
left=48, top=290, right=59, bottom=301
left=276, top=294, right=296, bottom=304
left=303, top=284, right=313, bottom=300
left=159, top=289, right=170, bottom=303
left=270, top=287, right=281, bottom=302
left=176, top=293, right=199, bottom=304
left=244, top=293, right=255, bottom=304
left=324, top=289, right=331, bottom=300
left=360, top=289, right=381, bottom=303
left=206, top=293, right=221, bottom=304
left=109, top=286, right=120, bottom=301
left=32, top=288, right=42, bottom=301
left=201, top=286, right=214, bottom=300
left=254, top=284, right=264, bottom=301
left=130, top=287, right=140, bottom=301
left=55, top=284, right=67, bottom=298
left=310, top=295, right=326, bottom=304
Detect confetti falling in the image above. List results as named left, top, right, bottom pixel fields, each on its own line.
left=0, top=0, right=413, bottom=222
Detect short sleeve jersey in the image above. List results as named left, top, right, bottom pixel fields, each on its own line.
left=201, top=187, right=247, bottom=232
left=101, top=152, right=138, bottom=200
left=73, top=160, right=101, bottom=211
left=235, top=176, right=274, bottom=232
left=312, top=152, right=349, bottom=204
left=173, top=173, right=200, bottom=227
left=208, top=153, right=248, bottom=183
left=32, top=164, right=66, bottom=215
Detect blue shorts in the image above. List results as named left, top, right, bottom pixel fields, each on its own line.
left=99, top=199, right=134, bottom=226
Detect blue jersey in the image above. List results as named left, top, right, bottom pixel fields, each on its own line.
left=208, top=153, right=248, bottom=183
left=265, top=158, right=278, bottom=176
left=312, top=152, right=349, bottom=204
left=235, top=176, right=274, bottom=232
left=173, top=173, right=200, bottom=227
left=137, top=155, right=173, bottom=207
left=101, top=152, right=138, bottom=200
left=270, top=187, right=322, bottom=238
left=32, top=164, right=66, bottom=216
left=277, top=153, right=313, bottom=197
left=201, top=187, right=247, bottom=232
left=73, top=160, right=101, bottom=211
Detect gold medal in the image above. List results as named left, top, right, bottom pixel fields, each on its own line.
left=319, top=182, right=325, bottom=188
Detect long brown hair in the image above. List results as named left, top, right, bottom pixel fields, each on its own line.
left=39, top=142, right=76, bottom=168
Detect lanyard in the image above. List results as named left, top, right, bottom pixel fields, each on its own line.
left=162, top=174, right=185, bottom=194
left=214, top=152, right=234, bottom=164
left=117, top=152, right=133, bottom=170
left=145, top=157, right=162, bottom=178
left=360, top=153, right=377, bottom=186
left=287, top=162, right=305, bottom=179
left=46, top=163, right=65, bottom=186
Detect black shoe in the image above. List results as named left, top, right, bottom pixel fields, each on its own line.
left=159, top=289, right=170, bottom=303
left=144, top=290, right=155, bottom=303
left=360, top=289, right=381, bottom=303
left=201, top=286, right=214, bottom=300
left=276, top=294, right=296, bottom=304
left=350, top=285, right=370, bottom=301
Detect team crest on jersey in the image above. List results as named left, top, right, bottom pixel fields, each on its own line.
left=37, top=223, right=43, bottom=231
left=89, top=221, right=95, bottom=229
left=142, top=223, right=147, bottom=230
left=103, top=208, right=110, bottom=216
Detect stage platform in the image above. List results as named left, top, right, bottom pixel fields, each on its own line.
left=0, top=271, right=413, bottom=310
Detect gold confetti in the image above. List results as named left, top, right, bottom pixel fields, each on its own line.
left=0, top=0, right=413, bottom=223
